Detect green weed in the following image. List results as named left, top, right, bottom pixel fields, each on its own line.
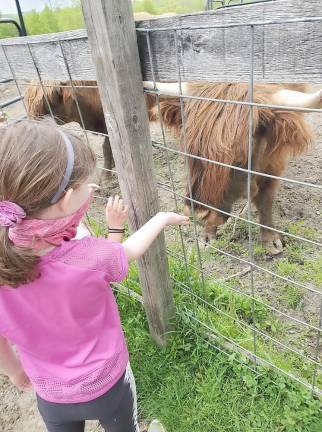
left=118, top=293, right=322, bottom=431
left=279, top=284, right=304, bottom=310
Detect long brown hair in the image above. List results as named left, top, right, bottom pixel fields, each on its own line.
left=155, top=82, right=313, bottom=207
left=0, top=119, right=96, bottom=287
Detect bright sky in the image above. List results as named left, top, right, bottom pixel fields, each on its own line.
left=0, top=0, right=72, bottom=14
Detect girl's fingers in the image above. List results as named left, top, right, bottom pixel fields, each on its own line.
left=106, top=196, right=113, bottom=211
left=113, top=195, right=120, bottom=211
left=117, top=198, right=124, bottom=213
left=180, top=216, right=190, bottom=225
left=106, top=196, right=128, bottom=217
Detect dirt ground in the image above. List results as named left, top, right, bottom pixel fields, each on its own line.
left=0, top=81, right=321, bottom=431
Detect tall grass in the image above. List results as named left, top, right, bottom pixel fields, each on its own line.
left=119, top=285, right=322, bottom=431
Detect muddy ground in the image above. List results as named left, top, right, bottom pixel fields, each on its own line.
left=0, top=81, right=321, bottom=431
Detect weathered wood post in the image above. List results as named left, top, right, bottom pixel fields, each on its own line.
left=80, top=0, right=174, bottom=345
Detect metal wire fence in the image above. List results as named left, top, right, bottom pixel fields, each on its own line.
left=0, top=10, right=321, bottom=397
left=137, top=14, right=322, bottom=396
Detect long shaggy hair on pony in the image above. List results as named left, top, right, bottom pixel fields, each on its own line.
left=24, top=80, right=113, bottom=170
left=24, top=80, right=156, bottom=176
left=151, top=82, right=314, bottom=255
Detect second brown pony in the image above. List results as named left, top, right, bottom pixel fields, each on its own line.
left=24, top=80, right=156, bottom=177
left=147, top=82, right=321, bottom=255
left=24, top=80, right=114, bottom=177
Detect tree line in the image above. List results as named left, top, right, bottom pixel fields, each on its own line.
left=0, top=0, right=210, bottom=39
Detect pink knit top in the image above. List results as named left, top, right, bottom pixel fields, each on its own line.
left=0, top=236, right=129, bottom=403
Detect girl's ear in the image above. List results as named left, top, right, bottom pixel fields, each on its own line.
left=57, top=188, right=74, bottom=213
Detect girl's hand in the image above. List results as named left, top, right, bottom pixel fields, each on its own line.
left=106, top=195, right=128, bottom=229
left=161, top=212, right=190, bottom=227
left=10, top=368, right=32, bottom=391
left=123, top=211, right=189, bottom=262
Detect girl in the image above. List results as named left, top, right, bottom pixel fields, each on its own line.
left=0, top=120, right=188, bottom=432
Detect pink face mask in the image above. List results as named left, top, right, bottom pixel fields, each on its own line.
left=0, top=130, right=94, bottom=250
left=8, top=198, right=91, bottom=249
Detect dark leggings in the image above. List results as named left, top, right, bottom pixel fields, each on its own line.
left=37, top=364, right=139, bottom=432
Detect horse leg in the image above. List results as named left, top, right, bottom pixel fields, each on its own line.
left=252, top=178, right=283, bottom=256
left=101, top=136, right=114, bottom=180
left=203, top=210, right=227, bottom=243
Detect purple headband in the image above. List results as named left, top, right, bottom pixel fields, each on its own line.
left=50, top=131, right=75, bottom=204
left=0, top=130, right=75, bottom=228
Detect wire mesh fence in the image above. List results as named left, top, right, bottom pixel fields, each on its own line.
left=138, top=15, right=322, bottom=396
left=0, top=8, right=321, bottom=397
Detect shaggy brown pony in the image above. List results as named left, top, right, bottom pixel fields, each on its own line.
left=24, top=80, right=114, bottom=177
left=147, top=82, right=321, bottom=255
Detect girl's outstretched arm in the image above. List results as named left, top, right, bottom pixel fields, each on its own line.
left=0, top=335, right=31, bottom=391
left=122, top=212, right=189, bottom=262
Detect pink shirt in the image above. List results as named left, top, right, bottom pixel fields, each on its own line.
left=0, top=236, right=129, bottom=403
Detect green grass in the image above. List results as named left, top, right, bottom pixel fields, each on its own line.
left=279, top=284, right=303, bottom=310
left=276, top=260, right=300, bottom=278
left=304, top=257, right=322, bottom=286
left=169, top=252, right=322, bottom=387
left=286, top=221, right=317, bottom=242
left=116, top=244, right=322, bottom=389
left=87, top=213, right=322, bottom=430
left=118, top=294, right=322, bottom=431
left=275, top=251, right=322, bottom=288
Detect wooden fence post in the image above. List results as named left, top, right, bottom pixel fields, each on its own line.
left=80, top=0, right=174, bottom=345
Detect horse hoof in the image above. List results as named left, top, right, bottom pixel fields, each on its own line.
left=264, top=238, right=283, bottom=256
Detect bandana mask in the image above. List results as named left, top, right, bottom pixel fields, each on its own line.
left=8, top=198, right=91, bottom=249
left=0, top=130, right=91, bottom=250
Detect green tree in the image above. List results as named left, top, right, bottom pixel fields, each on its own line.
left=133, top=0, right=205, bottom=15
left=133, top=0, right=158, bottom=14
left=40, top=5, right=59, bottom=33
left=24, top=10, right=44, bottom=35
left=57, top=6, right=84, bottom=31
left=0, top=0, right=207, bottom=39
left=0, top=10, right=21, bottom=38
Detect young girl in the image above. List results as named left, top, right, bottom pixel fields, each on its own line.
left=0, top=120, right=188, bottom=432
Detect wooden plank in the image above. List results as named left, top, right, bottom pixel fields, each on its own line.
left=0, top=0, right=322, bottom=82
left=136, top=0, right=322, bottom=83
left=0, top=31, right=94, bottom=82
left=80, top=0, right=174, bottom=346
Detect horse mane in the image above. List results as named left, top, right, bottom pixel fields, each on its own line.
left=24, top=80, right=100, bottom=119
left=155, top=82, right=313, bottom=207
left=25, top=80, right=156, bottom=123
